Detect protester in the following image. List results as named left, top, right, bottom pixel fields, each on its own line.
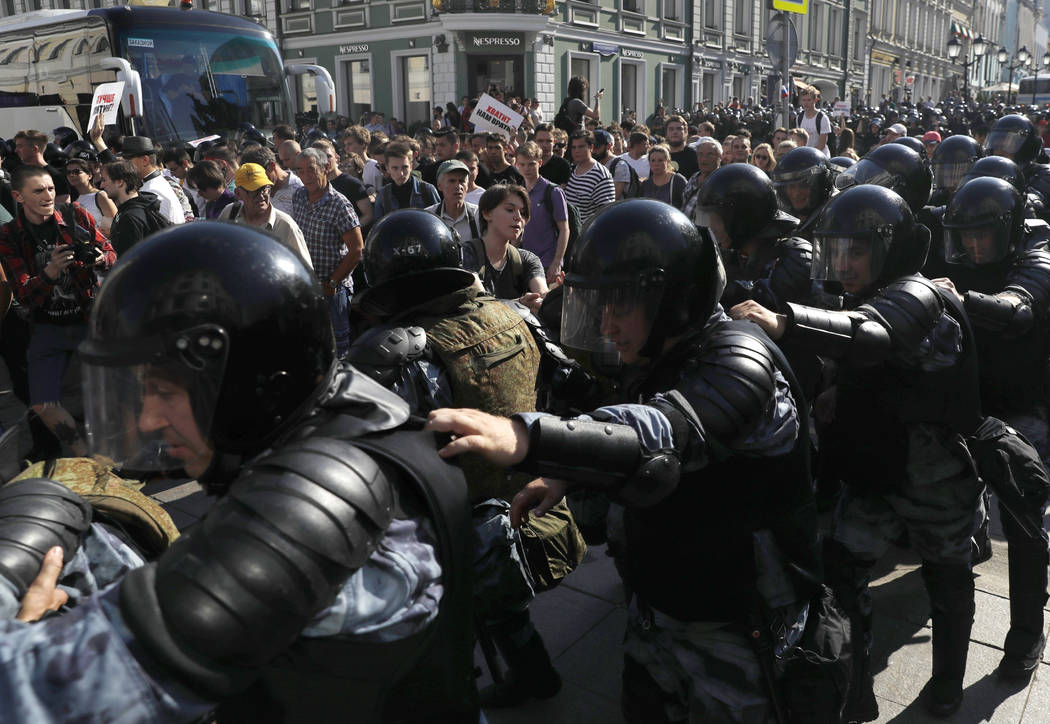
left=750, top=142, right=777, bottom=175
left=240, top=145, right=303, bottom=217
left=665, top=114, right=699, bottom=179
left=563, top=130, right=615, bottom=223
left=638, top=144, right=687, bottom=209
left=101, top=160, right=172, bottom=255
left=63, top=152, right=116, bottom=231
left=291, top=147, right=362, bottom=357
left=310, top=138, right=374, bottom=229
left=187, top=160, right=236, bottom=219
left=619, top=131, right=651, bottom=181
left=484, top=133, right=526, bottom=187
left=535, top=123, right=572, bottom=185
left=13, top=130, right=71, bottom=204
left=515, top=141, right=568, bottom=284
left=425, top=159, right=481, bottom=241
left=373, top=143, right=440, bottom=220
left=218, top=162, right=312, bottom=268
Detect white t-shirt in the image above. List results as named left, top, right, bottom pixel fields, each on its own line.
left=271, top=172, right=304, bottom=217
left=362, top=158, right=384, bottom=195
left=619, top=152, right=650, bottom=181
left=799, top=111, right=833, bottom=157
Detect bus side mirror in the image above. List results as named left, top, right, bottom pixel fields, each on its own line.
left=285, top=64, right=336, bottom=116
left=100, top=57, right=145, bottom=119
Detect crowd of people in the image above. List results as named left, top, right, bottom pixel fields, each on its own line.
left=0, top=79, right=1048, bottom=724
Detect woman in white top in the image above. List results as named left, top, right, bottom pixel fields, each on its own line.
left=65, top=155, right=117, bottom=234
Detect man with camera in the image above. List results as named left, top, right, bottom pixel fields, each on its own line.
left=0, top=165, right=115, bottom=456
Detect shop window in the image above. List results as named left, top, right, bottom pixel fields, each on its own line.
left=732, top=75, right=743, bottom=101
left=345, top=59, right=371, bottom=122
left=702, top=72, right=714, bottom=105
left=400, top=54, right=430, bottom=130
left=571, top=56, right=592, bottom=86
left=621, top=61, right=639, bottom=116
left=661, top=65, right=680, bottom=109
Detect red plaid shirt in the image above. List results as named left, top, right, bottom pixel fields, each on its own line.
left=0, top=204, right=116, bottom=322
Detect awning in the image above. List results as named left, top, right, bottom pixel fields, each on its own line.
left=951, top=21, right=972, bottom=39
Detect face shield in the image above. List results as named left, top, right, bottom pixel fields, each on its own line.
left=773, top=171, right=822, bottom=215
left=693, top=206, right=732, bottom=249
left=80, top=324, right=229, bottom=477
left=811, top=236, right=885, bottom=294
left=834, top=159, right=897, bottom=192
left=933, top=160, right=973, bottom=190
left=984, top=129, right=1028, bottom=159
left=561, top=274, right=665, bottom=366
left=943, top=223, right=1010, bottom=266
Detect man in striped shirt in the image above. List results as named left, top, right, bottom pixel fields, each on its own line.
left=563, top=130, right=615, bottom=223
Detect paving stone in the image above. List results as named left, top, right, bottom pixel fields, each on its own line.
left=560, top=543, right=626, bottom=605
left=529, top=583, right=618, bottom=659
left=482, top=678, right=626, bottom=724
left=555, top=607, right=628, bottom=701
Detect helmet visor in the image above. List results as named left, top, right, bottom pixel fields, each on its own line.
left=774, top=177, right=819, bottom=216
left=811, top=236, right=884, bottom=292
left=694, top=207, right=731, bottom=248
left=81, top=326, right=228, bottom=477
left=943, top=224, right=1010, bottom=266
left=984, top=129, right=1028, bottom=159
left=561, top=276, right=664, bottom=366
left=834, top=159, right=895, bottom=191
left=933, top=161, right=972, bottom=190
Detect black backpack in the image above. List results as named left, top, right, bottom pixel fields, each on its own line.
left=554, top=98, right=577, bottom=134
left=541, top=182, right=583, bottom=264
left=608, top=157, right=641, bottom=198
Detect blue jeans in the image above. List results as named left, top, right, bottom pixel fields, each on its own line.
left=27, top=323, right=86, bottom=405
left=328, top=286, right=351, bottom=357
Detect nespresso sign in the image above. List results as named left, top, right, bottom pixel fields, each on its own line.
left=466, top=32, right=524, bottom=53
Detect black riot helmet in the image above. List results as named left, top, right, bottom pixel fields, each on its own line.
left=984, top=114, right=1043, bottom=166
left=697, top=163, right=797, bottom=248
left=562, top=199, right=725, bottom=364
left=78, top=223, right=335, bottom=489
left=892, top=135, right=927, bottom=159
left=359, top=209, right=471, bottom=316
left=942, top=177, right=1025, bottom=266
left=929, top=135, right=982, bottom=192
left=829, top=156, right=856, bottom=170
left=958, top=155, right=1026, bottom=193
left=771, top=146, right=834, bottom=217
left=834, top=143, right=932, bottom=213
left=52, top=126, right=78, bottom=149
left=812, top=185, right=930, bottom=296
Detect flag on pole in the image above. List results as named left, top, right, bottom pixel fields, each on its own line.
left=781, top=85, right=790, bottom=99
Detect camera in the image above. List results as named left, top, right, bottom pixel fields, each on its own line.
left=70, top=239, right=97, bottom=265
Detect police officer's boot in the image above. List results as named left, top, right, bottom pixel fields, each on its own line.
left=920, top=561, right=975, bottom=717
left=479, top=612, right=562, bottom=708
left=824, top=540, right=879, bottom=723
left=999, top=507, right=1050, bottom=680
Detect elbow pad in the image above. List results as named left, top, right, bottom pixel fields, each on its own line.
left=346, top=326, right=427, bottom=387
left=784, top=303, right=893, bottom=363
left=517, top=416, right=680, bottom=507
left=859, top=276, right=944, bottom=355
left=0, top=478, right=91, bottom=597
left=963, top=290, right=1035, bottom=337
left=119, top=437, right=395, bottom=699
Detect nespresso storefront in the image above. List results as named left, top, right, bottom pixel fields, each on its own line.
left=463, top=31, right=526, bottom=98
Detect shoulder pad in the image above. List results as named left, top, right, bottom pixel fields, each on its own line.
left=120, top=437, right=395, bottom=694
left=862, top=276, right=944, bottom=353
left=500, top=297, right=574, bottom=367
left=1008, top=248, right=1050, bottom=311
left=346, top=326, right=426, bottom=387
left=0, top=478, right=92, bottom=597
left=676, top=326, right=778, bottom=443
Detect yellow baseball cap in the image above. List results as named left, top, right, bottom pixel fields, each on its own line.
left=234, top=163, right=272, bottom=191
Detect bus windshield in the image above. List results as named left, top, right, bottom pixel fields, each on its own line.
left=118, top=23, right=290, bottom=144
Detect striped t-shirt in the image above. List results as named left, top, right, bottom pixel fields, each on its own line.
left=564, top=161, right=616, bottom=223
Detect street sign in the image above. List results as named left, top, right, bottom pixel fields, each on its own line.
left=771, top=0, right=807, bottom=15
left=765, top=13, right=799, bottom=69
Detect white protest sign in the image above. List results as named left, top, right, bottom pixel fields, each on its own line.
left=90, top=81, right=125, bottom=126
left=469, top=93, right=525, bottom=137
left=832, top=100, right=851, bottom=117
left=187, top=134, right=222, bottom=148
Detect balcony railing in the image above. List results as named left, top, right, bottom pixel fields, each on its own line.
left=439, top=0, right=551, bottom=13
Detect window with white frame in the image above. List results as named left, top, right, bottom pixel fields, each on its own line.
left=704, top=0, right=718, bottom=29
left=829, top=8, right=841, bottom=57
left=662, top=0, right=682, bottom=23
left=620, top=60, right=642, bottom=117
left=733, top=0, right=750, bottom=36
left=344, top=58, right=372, bottom=121
left=660, top=64, right=682, bottom=108
left=623, top=0, right=643, bottom=13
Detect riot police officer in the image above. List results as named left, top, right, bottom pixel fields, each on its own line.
left=0, top=223, right=479, bottom=723
left=694, top=163, right=814, bottom=311
left=929, top=134, right=982, bottom=207
left=771, top=146, right=836, bottom=240
left=732, top=185, right=985, bottom=719
left=984, top=114, right=1050, bottom=217
left=426, top=199, right=823, bottom=723
left=349, top=210, right=590, bottom=708
left=834, top=142, right=934, bottom=213
left=934, top=177, right=1050, bottom=680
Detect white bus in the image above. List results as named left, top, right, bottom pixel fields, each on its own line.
left=0, top=5, right=333, bottom=144
left=1017, top=75, right=1050, bottom=107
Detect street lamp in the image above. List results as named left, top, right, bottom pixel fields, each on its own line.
left=998, top=45, right=1030, bottom=103
left=947, top=34, right=987, bottom=102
